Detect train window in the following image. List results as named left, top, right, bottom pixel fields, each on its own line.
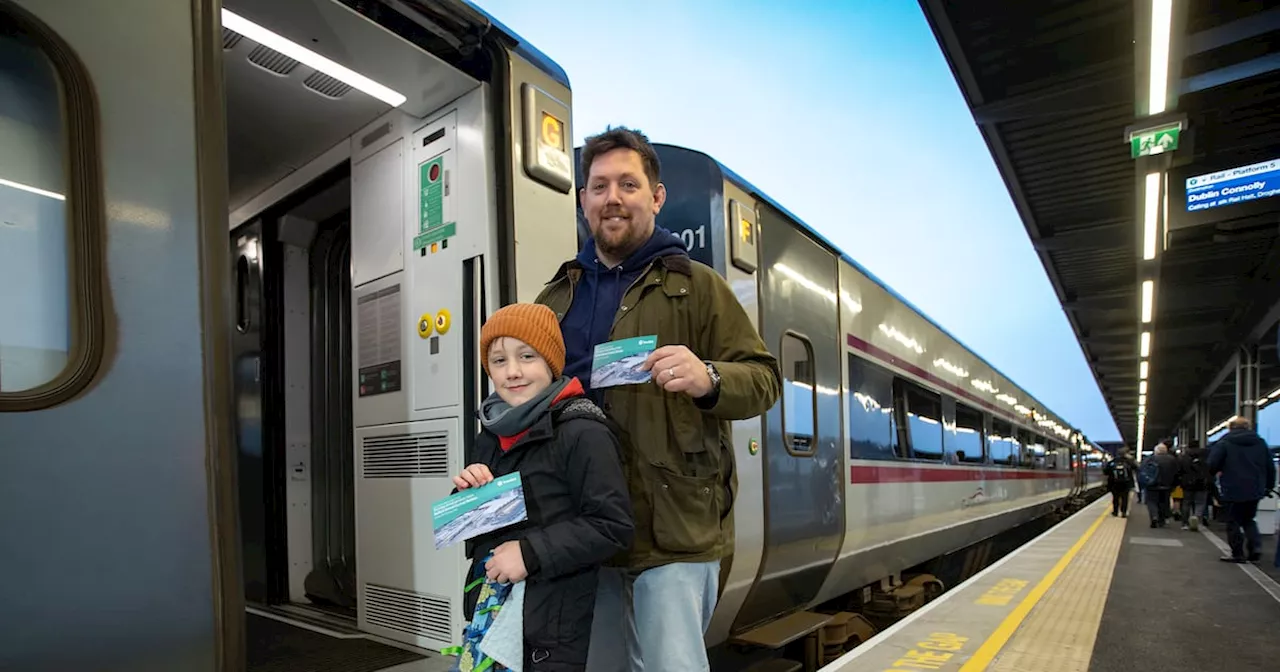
left=989, top=418, right=1018, bottom=465
left=1016, top=429, right=1035, bottom=468
left=0, top=7, right=104, bottom=411
left=847, top=354, right=898, bottom=461
left=951, top=402, right=985, bottom=463
left=899, top=379, right=943, bottom=460
left=780, top=333, right=816, bottom=456
left=1028, top=434, right=1048, bottom=469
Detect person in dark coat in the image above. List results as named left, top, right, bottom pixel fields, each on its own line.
left=1103, top=450, right=1138, bottom=517
left=1142, top=443, right=1179, bottom=528
left=451, top=303, right=634, bottom=670
left=1177, top=440, right=1210, bottom=531
left=1207, top=417, right=1276, bottom=563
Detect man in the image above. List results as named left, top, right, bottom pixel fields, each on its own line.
left=1139, top=443, right=1178, bottom=528
left=1207, top=417, right=1276, bottom=563
left=1103, top=450, right=1138, bottom=518
left=536, top=126, right=781, bottom=672
left=1176, top=439, right=1209, bottom=531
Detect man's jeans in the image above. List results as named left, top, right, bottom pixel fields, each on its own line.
left=1179, top=489, right=1205, bottom=524
left=1225, top=499, right=1262, bottom=560
left=585, top=560, right=720, bottom=672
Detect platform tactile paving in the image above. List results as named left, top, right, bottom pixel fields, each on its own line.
left=987, top=513, right=1125, bottom=672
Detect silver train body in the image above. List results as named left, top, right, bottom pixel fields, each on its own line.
left=0, top=1, right=1105, bottom=669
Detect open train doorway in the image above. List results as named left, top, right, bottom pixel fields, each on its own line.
left=230, top=164, right=360, bottom=627
left=216, top=0, right=507, bottom=667
left=214, top=0, right=579, bottom=667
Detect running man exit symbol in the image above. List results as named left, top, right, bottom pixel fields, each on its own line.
left=1130, top=125, right=1180, bottom=159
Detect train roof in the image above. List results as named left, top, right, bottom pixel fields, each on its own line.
left=654, top=143, right=1085, bottom=441
left=452, top=0, right=570, bottom=88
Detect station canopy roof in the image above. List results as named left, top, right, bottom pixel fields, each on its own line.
left=918, top=1, right=1280, bottom=450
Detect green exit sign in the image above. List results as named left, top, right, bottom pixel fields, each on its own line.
left=1130, top=124, right=1181, bottom=158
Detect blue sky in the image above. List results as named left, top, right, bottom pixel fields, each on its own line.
left=475, top=0, right=1122, bottom=442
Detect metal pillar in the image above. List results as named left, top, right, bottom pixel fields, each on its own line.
left=1236, top=343, right=1261, bottom=426
left=1195, top=398, right=1210, bottom=443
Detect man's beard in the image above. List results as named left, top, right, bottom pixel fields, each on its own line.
left=595, top=218, right=647, bottom=260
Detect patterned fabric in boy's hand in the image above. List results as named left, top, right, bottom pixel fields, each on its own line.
left=445, top=557, right=514, bottom=672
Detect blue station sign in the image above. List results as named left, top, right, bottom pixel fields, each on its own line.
left=1185, top=157, right=1280, bottom=213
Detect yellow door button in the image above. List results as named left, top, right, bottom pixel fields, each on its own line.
left=435, top=309, right=452, bottom=334
left=417, top=313, right=434, bottom=338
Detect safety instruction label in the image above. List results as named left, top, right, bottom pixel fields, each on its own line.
left=419, top=156, right=443, bottom=233
left=415, top=155, right=455, bottom=251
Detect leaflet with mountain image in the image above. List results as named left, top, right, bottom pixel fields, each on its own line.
left=431, top=472, right=528, bottom=550
left=591, top=335, right=657, bottom=389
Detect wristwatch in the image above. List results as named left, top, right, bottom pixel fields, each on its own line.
left=703, top=361, right=722, bottom=395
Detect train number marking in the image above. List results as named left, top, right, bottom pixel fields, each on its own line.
left=882, top=632, right=970, bottom=671
left=974, top=578, right=1029, bottom=606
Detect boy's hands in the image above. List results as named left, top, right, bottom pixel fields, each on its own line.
left=452, top=463, right=494, bottom=490
left=485, top=541, right=527, bottom=584
left=450, top=465, right=527, bottom=583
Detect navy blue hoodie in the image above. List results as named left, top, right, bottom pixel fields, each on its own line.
left=561, top=226, right=689, bottom=399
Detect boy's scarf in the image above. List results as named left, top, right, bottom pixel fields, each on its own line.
left=478, top=377, right=574, bottom=440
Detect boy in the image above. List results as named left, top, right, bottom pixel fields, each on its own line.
left=451, top=303, right=633, bottom=671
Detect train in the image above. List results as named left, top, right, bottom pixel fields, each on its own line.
left=0, top=0, right=1106, bottom=670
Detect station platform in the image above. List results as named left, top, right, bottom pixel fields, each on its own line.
left=825, top=494, right=1280, bottom=672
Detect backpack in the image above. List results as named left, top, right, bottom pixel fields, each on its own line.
left=1111, top=461, right=1130, bottom=484
left=1183, top=454, right=1206, bottom=490
left=1138, top=458, right=1159, bottom=489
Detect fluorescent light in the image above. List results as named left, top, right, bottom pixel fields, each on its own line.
left=0, top=176, right=64, bottom=200
left=1139, top=394, right=1147, bottom=405
left=221, top=9, right=407, bottom=107
left=1269, top=386, right=1280, bottom=400
left=1140, top=280, right=1154, bottom=323
left=1140, top=380, right=1148, bottom=394
left=1143, top=172, right=1161, bottom=259
left=1140, top=331, right=1151, bottom=357
left=1140, top=360, right=1149, bottom=379
left=1149, top=0, right=1173, bottom=115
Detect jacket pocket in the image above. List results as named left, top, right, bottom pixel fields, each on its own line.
left=648, top=461, right=721, bottom=553
left=523, top=581, right=563, bottom=649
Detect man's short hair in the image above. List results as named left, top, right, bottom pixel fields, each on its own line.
left=1228, top=416, right=1253, bottom=431
left=580, top=126, right=661, bottom=190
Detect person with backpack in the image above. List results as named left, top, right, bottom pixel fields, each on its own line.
left=1104, top=450, right=1138, bottom=517
left=1139, top=443, right=1179, bottom=528
left=1177, top=440, right=1210, bottom=530
left=449, top=303, right=635, bottom=671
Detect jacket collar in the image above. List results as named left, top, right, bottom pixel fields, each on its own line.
left=547, top=253, right=693, bottom=285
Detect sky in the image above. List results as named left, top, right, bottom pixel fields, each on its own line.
left=474, top=0, right=1122, bottom=442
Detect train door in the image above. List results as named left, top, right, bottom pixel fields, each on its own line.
left=733, top=205, right=845, bottom=631
left=229, top=163, right=358, bottom=622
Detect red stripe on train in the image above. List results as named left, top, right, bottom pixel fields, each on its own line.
left=850, top=465, right=1076, bottom=484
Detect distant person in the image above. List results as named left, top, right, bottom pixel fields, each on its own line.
left=1103, top=450, right=1138, bottom=517
left=1177, top=440, right=1210, bottom=531
left=1207, top=417, right=1276, bottom=563
left=536, top=126, right=781, bottom=672
left=1139, top=443, right=1178, bottom=527
left=450, top=303, right=634, bottom=670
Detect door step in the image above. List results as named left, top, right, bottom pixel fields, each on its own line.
left=247, top=603, right=362, bottom=639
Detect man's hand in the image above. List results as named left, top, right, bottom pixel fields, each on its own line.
left=641, top=345, right=712, bottom=398
left=485, top=541, right=527, bottom=584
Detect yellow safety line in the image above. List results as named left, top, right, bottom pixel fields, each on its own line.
left=958, top=507, right=1111, bottom=672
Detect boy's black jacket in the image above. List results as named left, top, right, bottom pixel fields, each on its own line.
left=462, top=382, right=633, bottom=668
